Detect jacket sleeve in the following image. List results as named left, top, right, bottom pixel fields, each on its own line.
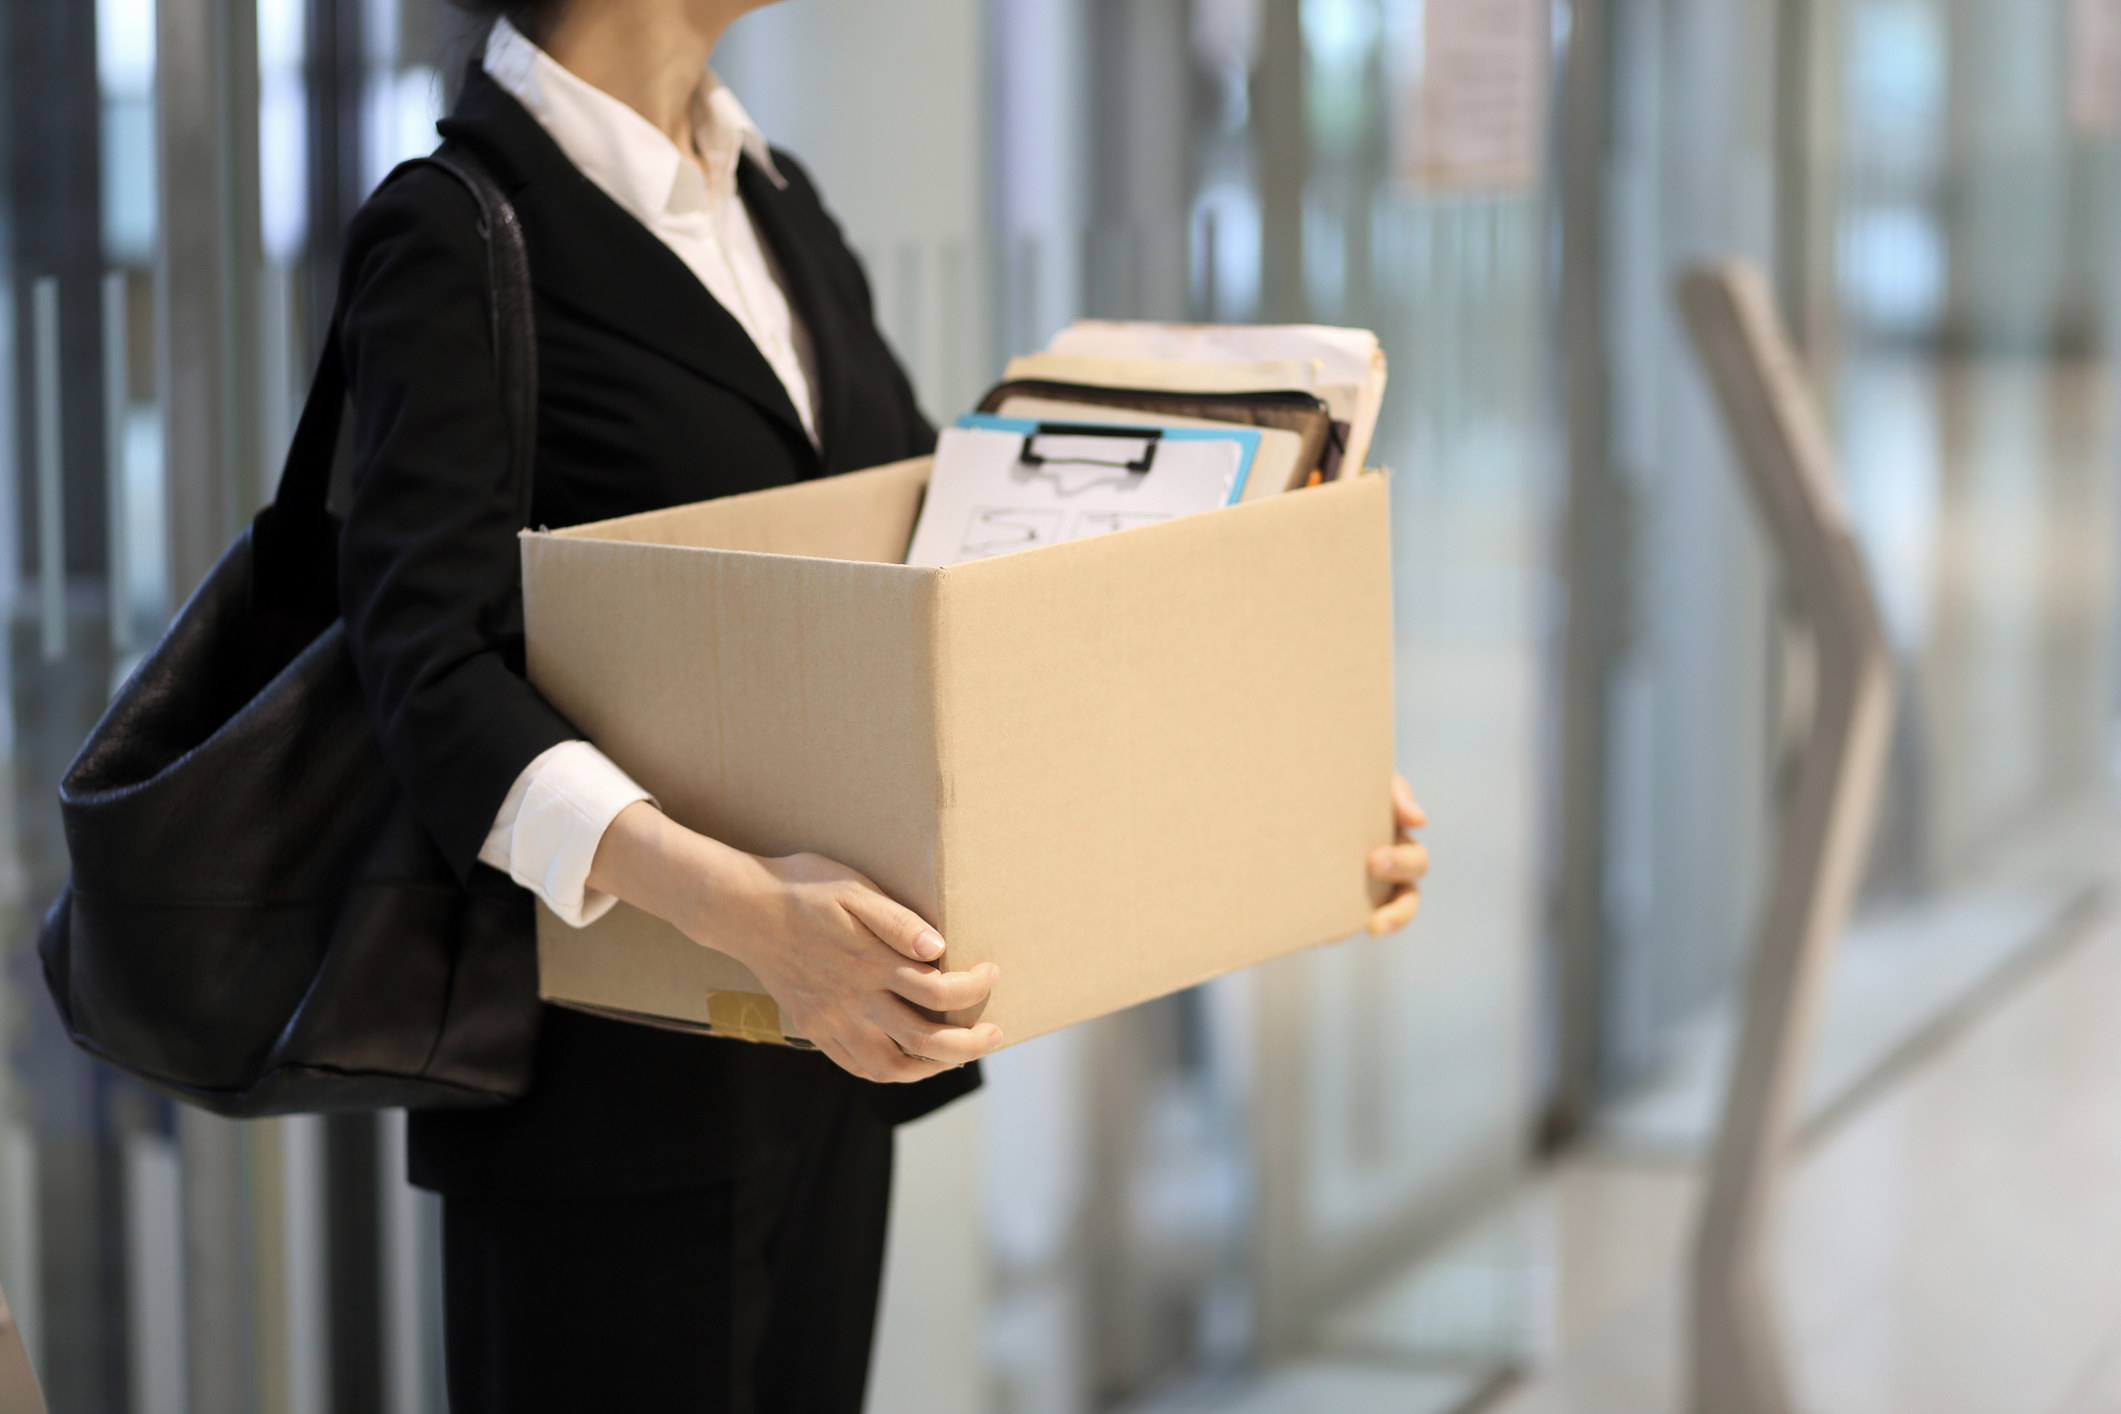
left=336, top=165, right=581, bottom=880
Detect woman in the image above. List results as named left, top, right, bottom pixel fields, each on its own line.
left=338, top=0, right=1430, bottom=1407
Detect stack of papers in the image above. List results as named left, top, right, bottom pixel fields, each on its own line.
left=1040, top=322, right=1387, bottom=475
left=905, top=321, right=1387, bottom=567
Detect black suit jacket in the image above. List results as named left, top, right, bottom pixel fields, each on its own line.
left=337, top=69, right=975, bottom=1197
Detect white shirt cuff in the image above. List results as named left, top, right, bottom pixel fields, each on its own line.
left=478, top=740, right=656, bottom=928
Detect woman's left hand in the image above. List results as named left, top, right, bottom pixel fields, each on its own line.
left=1365, top=775, right=1428, bottom=935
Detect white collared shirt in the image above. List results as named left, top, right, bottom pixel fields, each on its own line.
left=475, top=19, right=823, bottom=926
left=481, top=16, right=821, bottom=441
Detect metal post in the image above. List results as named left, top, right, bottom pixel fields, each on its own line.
left=102, top=271, right=131, bottom=657
left=1252, top=0, right=1305, bottom=323
left=176, top=1110, right=257, bottom=1414
left=158, top=0, right=269, bottom=1408
left=157, top=0, right=260, bottom=606
left=1548, top=0, right=1619, bottom=1146
left=1678, top=263, right=1895, bottom=1414
left=1771, top=0, right=1818, bottom=352
left=31, top=277, right=66, bottom=663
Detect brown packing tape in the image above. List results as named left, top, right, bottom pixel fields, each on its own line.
left=705, top=991, right=793, bottom=1047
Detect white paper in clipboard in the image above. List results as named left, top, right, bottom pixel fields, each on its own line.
left=904, top=414, right=1262, bottom=568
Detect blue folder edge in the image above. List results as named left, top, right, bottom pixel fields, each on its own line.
left=952, top=413, right=1264, bottom=505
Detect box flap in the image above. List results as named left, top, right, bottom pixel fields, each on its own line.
left=547, top=456, right=930, bottom=561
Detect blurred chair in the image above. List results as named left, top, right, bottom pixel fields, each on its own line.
left=0, top=1283, right=45, bottom=1414
left=1678, top=263, right=1896, bottom=1414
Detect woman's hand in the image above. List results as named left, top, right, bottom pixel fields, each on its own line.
left=1365, top=775, right=1428, bottom=935
left=587, top=803, right=1002, bottom=1084
left=727, top=851, right=1003, bottom=1082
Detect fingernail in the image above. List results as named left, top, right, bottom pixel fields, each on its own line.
left=914, top=929, right=944, bottom=961
left=986, top=963, right=1002, bottom=982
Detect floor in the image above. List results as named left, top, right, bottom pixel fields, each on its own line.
left=1487, top=901, right=2121, bottom=1414
left=1599, top=802, right=2120, bottom=1159
left=1133, top=894, right=2121, bottom=1414
left=1597, top=876, right=2091, bottom=1156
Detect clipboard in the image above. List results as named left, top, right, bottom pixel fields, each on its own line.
left=904, top=415, right=1263, bottom=567
left=977, top=378, right=1342, bottom=485
left=992, top=394, right=1312, bottom=503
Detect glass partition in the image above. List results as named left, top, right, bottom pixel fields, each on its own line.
left=1583, top=0, right=2121, bottom=1154
left=5, top=0, right=155, bottom=1407
left=0, top=0, right=459, bottom=1407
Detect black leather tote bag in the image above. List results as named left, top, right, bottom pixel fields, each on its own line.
left=38, top=147, right=544, bottom=1116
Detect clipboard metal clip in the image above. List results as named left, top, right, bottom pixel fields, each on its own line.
left=1018, top=423, right=1162, bottom=474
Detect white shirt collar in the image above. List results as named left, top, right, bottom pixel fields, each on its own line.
left=482, top=16, right=785, bottom=232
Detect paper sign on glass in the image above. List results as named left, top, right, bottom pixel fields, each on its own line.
left=903, top=414, right=1261, bottom=567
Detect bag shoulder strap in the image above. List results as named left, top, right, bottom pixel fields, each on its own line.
left=424, top=147, right=538, bottom=521
left=272, top=144, right=537, bottom=527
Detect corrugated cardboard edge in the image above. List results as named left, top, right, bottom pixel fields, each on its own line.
left=531, top=456, right=933, bottom=554
left=927, top=553, right=955, bottom=970
left=918, top=469, right=1396, bottom=1043
left=536, top=901, right=811, bottom=1046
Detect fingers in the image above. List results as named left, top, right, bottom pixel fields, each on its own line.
left=1392, top=774, right=1427, bottom=833
left=890, top=960, right=1000, bottom=1013
left=1368, top=840, right=1429, bottom=887
left=820, top=1028, right=955, bottom=1085
left=840, top=887, right=946, bottom=963
left=1371, top=779, right=1426, bottom=938
left=813, top=995, right=1001, bottom=1083
left=880, top=1005, right=1004, bottom=1065
left=1367, top=885, right=1421, bottom=936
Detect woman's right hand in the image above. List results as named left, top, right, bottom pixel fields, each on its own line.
left=586, top=802, right=1003, bottom=1083
left=722, top=851, right=1002, bottom=1082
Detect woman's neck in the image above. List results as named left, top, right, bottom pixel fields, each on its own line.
left=537, top=0, right=744, bottom=160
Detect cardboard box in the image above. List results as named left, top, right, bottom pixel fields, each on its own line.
left=521, top=456, right=1396, bottom=1049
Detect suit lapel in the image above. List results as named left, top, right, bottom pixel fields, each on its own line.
left=738, top=156, right=851, bottom=469
left=437, top=69, right=814, bottom=454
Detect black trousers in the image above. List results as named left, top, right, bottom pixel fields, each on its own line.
left=440, top=1087, right=897, bottom=1413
